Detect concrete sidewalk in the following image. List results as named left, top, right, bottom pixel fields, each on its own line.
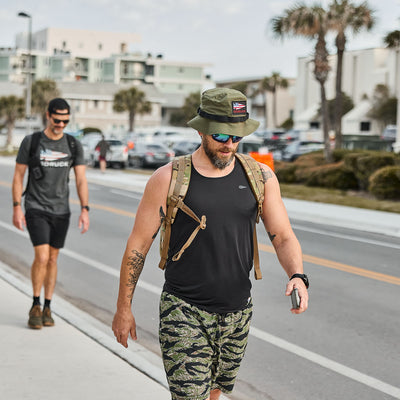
left=0, top=262, right=170, bottom=400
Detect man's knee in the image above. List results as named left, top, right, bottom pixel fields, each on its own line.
left=33, top=245, right=50, bottom=266
left=210, top=388, right=222, bottom=400
left=48, top=247, right=60, bottom=266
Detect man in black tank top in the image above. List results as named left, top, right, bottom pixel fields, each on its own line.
left=113, top=88, right=309, bottom=400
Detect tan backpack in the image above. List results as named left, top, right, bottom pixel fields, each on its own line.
left=159, top=153, right=265, bottom=279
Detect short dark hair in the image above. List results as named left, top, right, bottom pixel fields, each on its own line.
left=48, top=98, right=70, bottom=115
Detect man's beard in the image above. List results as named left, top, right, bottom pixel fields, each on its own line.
left=202, top=136, right=236, bottom=170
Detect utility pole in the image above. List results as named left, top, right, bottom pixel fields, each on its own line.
left=17, top=11, right=32, bottom=119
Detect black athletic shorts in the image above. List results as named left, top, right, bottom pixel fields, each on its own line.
left=25, top=209, right=70, bottom=249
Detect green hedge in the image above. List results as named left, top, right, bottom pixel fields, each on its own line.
left=369, top=166, right=400, bottom=200
left=305, top=164, right=358, bottom=190
left=275, top=164, right=297, bottom=183
left=275, top=150, right=400, bottom=200
left=354, top=154, right=396, bottom=190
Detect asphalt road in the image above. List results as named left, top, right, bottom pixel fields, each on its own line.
left=1, top=162, right=399, bottom=400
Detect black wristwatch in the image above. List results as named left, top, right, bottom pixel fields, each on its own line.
left=290, top=273, right=309, bottom=289
left=81, top=205, right=90, bottom=212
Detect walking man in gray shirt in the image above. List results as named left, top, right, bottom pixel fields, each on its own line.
left=12, top=98, right=90, bottom=329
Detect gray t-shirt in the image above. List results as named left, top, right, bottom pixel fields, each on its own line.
left=16, top=132, right=85, bottom=215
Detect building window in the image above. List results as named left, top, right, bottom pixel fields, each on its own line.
left=94, top=100, right=99, bottom=108
left=360, top=121, right=370, bottom=131
left=98, top=43, right=103, bottom=51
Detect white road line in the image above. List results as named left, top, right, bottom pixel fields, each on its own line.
left=1, top=219, right=399, bottom=398
left=110, top=189, right=143, bottom=200
left=292, top=224, right=400, bottom=250
left=250, top=327, right=400, bottom=399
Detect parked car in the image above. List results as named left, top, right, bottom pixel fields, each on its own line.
left=381, top=125, right=397, bottom=142
left=281, top=140, right=324, bottom=162
left=128, top=142, right=174, bottom=168
left=93, top=139, right=128, bottom=168
left=172, top=140, right=200, bottom=156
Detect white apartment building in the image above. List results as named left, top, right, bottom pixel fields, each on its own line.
left=2, top=27, right=213, bottom=95
left=295, top=47, right=399, bottom=137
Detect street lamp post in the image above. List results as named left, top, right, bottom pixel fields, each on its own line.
left=17, top=11, right=32, bottom=119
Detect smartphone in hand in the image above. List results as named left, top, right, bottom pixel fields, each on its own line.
left=291, top=288, right=300, bottom=309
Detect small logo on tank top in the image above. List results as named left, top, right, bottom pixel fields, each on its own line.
left=238, top=185, right=247, bottom=189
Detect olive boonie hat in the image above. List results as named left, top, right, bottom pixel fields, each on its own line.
left=187, top=88, right=260, bottom=137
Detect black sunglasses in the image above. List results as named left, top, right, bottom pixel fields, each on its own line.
left=211, top=134, right=242, bottom=143
left=52, top=117, right=70, bottom=125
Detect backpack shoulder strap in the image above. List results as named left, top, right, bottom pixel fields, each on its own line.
left=158, top=155, right=206, bottom=270
left=235, top=153, right=265, bottom=280
left=29, top=131, right=42, bottom=159
left=23, top=132, right=42, bottom=196
left=235, top=153, right=265, bottom=221
left=65, top=134, right=77, bottom=167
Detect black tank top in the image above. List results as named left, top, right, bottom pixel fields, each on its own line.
left=163, top=160, right=257, bottom=313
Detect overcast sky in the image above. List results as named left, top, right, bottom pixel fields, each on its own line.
left=0, top=0, right=399, bottom=81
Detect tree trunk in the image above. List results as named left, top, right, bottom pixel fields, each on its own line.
left=129, top=110, right=135, bottom=132
left=334, top=33, right=345, bottom=149
left=42, top=112, right=47, bottom=129
left=6, top=121, right=14, bottom=149
left=314, top=32, right=332, bottom=163
left=263, top=91, right=268, bottom=129
left=320, top=83, right=332, bottom=162
left=272, top=89, right=277, bottom=128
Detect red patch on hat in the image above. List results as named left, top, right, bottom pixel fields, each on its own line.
left=232, top=101, right=247, bottom=115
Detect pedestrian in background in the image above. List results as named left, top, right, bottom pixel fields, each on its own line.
left=112, top=88, right=309, bottom=400
left=12, top=98, right=90, bottom=329
left=96, top=134, right=110, bottom=173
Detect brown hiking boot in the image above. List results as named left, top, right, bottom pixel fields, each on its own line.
left=42, top=307, right=55, bottom=327
left=28, top=305, right=43, bottom=329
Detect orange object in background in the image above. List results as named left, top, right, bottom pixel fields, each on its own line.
left=249, top=152, right=274, bottom=171
left=127, top=141, right=134, bottom=150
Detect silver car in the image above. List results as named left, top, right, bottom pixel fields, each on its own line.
left=128, top=142, right=174, bottom=168
left=93, top=139, right=129, bottom=169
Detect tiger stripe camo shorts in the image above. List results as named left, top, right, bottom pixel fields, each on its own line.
left=159, top=291, right=253, bottom=400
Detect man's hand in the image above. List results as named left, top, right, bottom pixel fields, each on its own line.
left=286, top=278, right=308, bottom=314
left=78, top=211, right=89, bottom=233
left=12, top=207, right=26, bottom=231
left=112, top=308, right=137, bottom=348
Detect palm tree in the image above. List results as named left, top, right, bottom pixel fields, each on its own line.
left=264, top=72, right=289, bottom=129
left=271, top=3, right=332, bottom=162
left=0, top=95, right=25, bottom=149
left=31, top=79, right=60, bottom=127
left=328, top=0, right=375, bottom=149
left=113, top=87, right=152, bottom=132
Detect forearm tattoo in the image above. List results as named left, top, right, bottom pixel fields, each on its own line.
left=126, top=250, right=145, bottom=302
left=152, top=207, right=166, bottom=239
left=262, top=169, right=273, bottom=183
left=268, top=231, right=276, bottom=242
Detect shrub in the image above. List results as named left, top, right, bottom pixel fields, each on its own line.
left=356, top=154, right=396, bottom=190
left=276, top=164, right=297, bottom=183
left=305, top=163, right=358, bottom=190
left=294, top=151, right=325, bottom=168
left=369, top=166, right=400, bottom=200
left=332, top=149, right=353, bottom=162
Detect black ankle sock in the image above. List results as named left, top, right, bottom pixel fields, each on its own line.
left=44, top=299, right=51, bottom=309
left=33, top=296, right=40, bottom=306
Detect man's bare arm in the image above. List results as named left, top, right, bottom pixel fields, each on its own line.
left=112, top=164, right=171, bottom=347
left=259, top=163, right=308, bottom=314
